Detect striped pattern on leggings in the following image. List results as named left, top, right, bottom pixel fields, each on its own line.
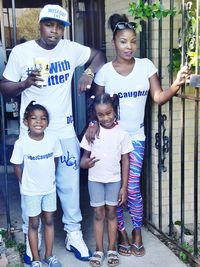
left=117, top=140, right=145, bottom=231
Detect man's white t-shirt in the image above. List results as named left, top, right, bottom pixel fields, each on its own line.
left=80, top=125, right=133, bottom=183
left=94, top=58, right=157, bottom=140
left=10, top=132, right=63, bottom=196
left=3, top=39, right=91, bottom=139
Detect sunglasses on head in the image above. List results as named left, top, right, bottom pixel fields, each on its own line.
left=113, top=22, right=135, bottom=33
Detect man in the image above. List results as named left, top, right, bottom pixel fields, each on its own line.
left=0, top=4, right=106, bottom=265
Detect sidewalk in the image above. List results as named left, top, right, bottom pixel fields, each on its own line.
left=0, top=171, right=188, bottom=267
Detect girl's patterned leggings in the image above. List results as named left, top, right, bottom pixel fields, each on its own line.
left=117, top=140, right=145, bottom=231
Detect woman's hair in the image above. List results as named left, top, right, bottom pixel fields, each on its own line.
left=108, top=13, right=136, bottom=39
left=23, top=100, right=49, bottom=122
left=88, top=93, right=119, bottom=121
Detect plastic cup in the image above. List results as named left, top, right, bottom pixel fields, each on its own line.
left=33, top=57, right=50, bottom=86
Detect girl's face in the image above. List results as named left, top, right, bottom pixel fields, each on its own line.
left=24, top=109, right=49, bottom=139
left=95, top=103, right=116, bottom=129
left=113, top=29, right=137, bottom=60
left=39, top=20, right=64, bottom=49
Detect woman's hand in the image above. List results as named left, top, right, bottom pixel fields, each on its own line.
left=85, top=123, right=100, bottom=144
left=174, top=65, right=191, bottom=87
left=118, top=186, right=127, bottom=206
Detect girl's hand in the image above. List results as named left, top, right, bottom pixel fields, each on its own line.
left=118, top=187, right=127, bottom=206
left=85, top=156, right=100, bottom=168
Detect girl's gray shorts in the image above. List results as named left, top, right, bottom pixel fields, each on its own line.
left=88, top=180, right=121, bottom=207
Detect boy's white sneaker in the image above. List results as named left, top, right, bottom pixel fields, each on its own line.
left=65, top=230, right=92, bottom=261
left=31, top=261, right=42, bottom=267
left=23, top=232, right=42, bottom=265
left=43, top=255, right=61, bottom=267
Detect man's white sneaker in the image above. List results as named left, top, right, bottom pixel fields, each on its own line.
left=65, top=230, right=92, bottom=261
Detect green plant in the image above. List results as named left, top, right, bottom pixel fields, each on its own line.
left=0, top=228, right=25, bottom=259
left=128, top=0, right=176, bottom=31
left=179, top=242, right=194, bottom=262
left=128, top=1, right=199, bottom=73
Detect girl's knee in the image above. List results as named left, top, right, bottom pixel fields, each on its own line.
left=106, top=206, right=117, bottom=221
left=93, top=206, right=105, bottom=221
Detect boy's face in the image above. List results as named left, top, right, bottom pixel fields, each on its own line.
left=24, top=109, right=49, bottom=138
left=39, top=20, right=65, bottom=49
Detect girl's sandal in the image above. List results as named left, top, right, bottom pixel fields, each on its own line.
left=107, top=250, right=120, bottom=267
left=89, top=251, right=104, bottom=267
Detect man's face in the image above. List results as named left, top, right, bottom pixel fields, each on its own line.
left=39, top=20, right=65, bottom=49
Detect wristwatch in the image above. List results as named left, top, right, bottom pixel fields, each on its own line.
left=84, top=68, right=94, bottom=79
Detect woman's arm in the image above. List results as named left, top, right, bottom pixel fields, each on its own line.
left=150, top=65, right=191, bottom=105
left=118, top=153, right=129, bottom=206
left=84, top=84, right=105, bottom=144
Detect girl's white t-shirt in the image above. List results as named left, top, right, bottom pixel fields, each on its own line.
left=94, top=58, right=157, bottom=140
left=80, top=125, right=133, bottom=183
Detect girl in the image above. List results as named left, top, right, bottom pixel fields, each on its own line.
left=10, top=101, right=63, bottom=267
left=80, top=93, right=133, bottom=267
left=86, top=14, right=191, bottom=257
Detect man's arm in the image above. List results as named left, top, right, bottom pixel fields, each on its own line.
left=85, top=48, right=106, bottom=74
left=78, top=48, right=106, bottom=94
left=0, top=70, right=44, bottom=97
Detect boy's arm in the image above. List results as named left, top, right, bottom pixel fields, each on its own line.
left=80, top=149, right=99, bottom=169
left=118, top=153, right=130, bottom=205
left=54, top=157, right=59, bottom=173
left=13, top=164, right=22, bottom=183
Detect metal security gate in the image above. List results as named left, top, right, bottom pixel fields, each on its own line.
left=142, top=0, right=200, bottom=265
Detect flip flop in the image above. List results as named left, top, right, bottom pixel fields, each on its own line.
left=117, top=244, right=132, bottom=256
left=131, top=243, right=145, bottom=257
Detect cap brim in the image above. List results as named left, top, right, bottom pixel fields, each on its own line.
left=40, top=17, right=71, bottom=27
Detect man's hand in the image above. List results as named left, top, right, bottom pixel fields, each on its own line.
left=77, top=73, right=93, bottom=95
left=25, top=70, right=45, bottom=88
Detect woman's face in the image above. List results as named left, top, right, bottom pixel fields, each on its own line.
left=113, top=29, right=137, bottom=60
left=39, top=20, right=64, bottom=49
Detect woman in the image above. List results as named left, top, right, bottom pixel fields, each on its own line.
left=87, top=13, right=190, bottom=257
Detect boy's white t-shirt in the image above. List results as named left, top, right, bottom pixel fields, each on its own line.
left=94, top=58, right=157, bottom=140
left=3, top=39, right=91, bottom=139
left=80, top=125, right=133, bottom=183
left=10, top=132, right=63, bottom=196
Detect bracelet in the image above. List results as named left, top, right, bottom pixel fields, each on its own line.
left=84, top=68, right=94, bottom=79
left=89, top=120, right=97, bottom=128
